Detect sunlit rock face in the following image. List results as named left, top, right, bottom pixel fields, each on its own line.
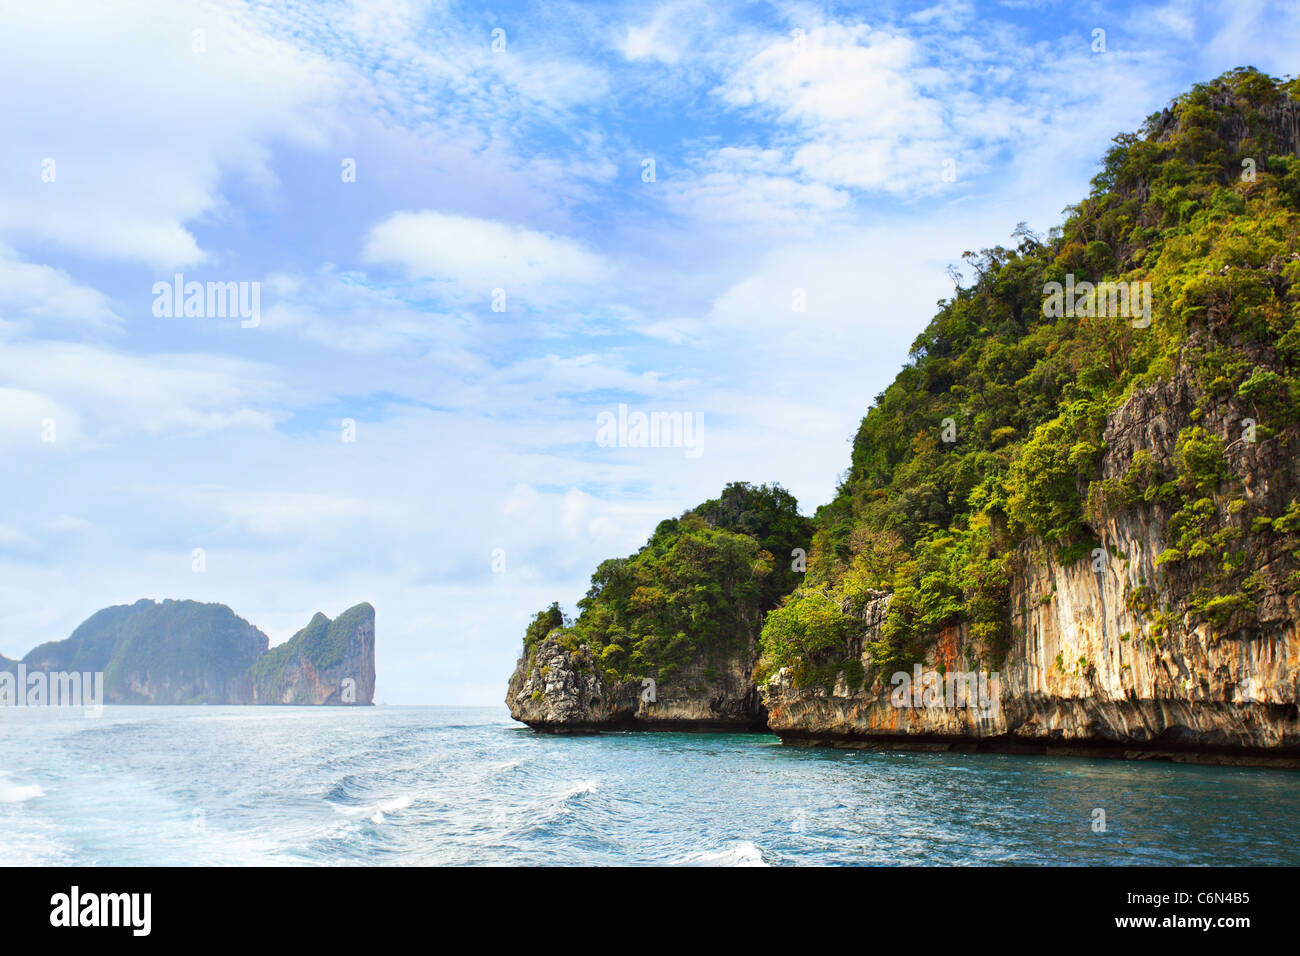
left=764, top=373, right=1300, bottom=766
left=506, top=635, right=765, bottom=733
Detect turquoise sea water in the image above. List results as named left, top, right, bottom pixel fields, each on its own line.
left=1, top=705, right=1298, bottom=866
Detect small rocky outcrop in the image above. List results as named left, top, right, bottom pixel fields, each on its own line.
left=506, top=635, right=765, bottom=732
left=505, top=482, right=808, bottom=732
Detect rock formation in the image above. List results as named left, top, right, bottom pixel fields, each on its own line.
left=251, top=604, right=376, bottom=705
left=763, top=365, right=1300, bottom=765
left=2, top=599, right=375, bottom=705
left=507, top=632, right=765, bottom=732
left=505, top=69, right=1300, bottom=765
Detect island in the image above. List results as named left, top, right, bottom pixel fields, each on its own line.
left=508, top=68, right=1300, bottom=766
left=2, top=599, right=375, bottom=705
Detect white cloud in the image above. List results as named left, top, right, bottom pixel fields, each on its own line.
left=0, top=342, right=281, bottom=444
left=260, top=268, right=481, bottom=354
left=0, top=0, right=339, bottom=268
left=620, top=2, right=697, bottom=63
left=257, top=0, right=614, bottom=146
left=636, top=316, right=706, bottom=345
left=502, top=483, right=542, bottom=518
left=662, top=145, right=851, bottom=229
left=0, top=250, right=120, bottom=331
left=712, top=24, right=954, bottom=193
left=0, top=388, right=82, bottom=453
left=362, top=210, right=608, bottom=292
left=217, top=491, right=395, bottom=538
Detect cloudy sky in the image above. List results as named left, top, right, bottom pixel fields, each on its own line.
left=1, top=0, right=1295, bottom=703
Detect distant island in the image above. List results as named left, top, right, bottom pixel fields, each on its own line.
left=508, top=68, right=1300, bottom=766
left=1, top=599, right=375, bottom=705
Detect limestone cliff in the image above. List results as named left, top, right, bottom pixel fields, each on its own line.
left=250, top=603, right=376, bottom=705
left=2, top=599, right=376, bottom=705
left=506, top=633, right=765, bottom=731
left=763, top=366, right=1300, bottom=765
left=504, top=70, right=1300, bottom=763
left=753, top=70, right=1300, bottom=765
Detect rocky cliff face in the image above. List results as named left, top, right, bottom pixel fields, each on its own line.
left=506, top=634, right=765, bottom=731
left=507, top=368, right=1300, bottom=757
left=251, top=604, right=376, bottom=705
left=763, top=584, right=1300, bottom=766
left=763, top=370, right=1300, bottom=765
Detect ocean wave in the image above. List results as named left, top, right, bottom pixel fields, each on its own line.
left=323, top=774, right=368, bottom=805
left=370, top=794, right=414, bottom=824
left=0, top=779, right=44, bottom=803
left=6, top=706, right=1283, bottom=865
left=330, top=792, right=416, bottom=826
left=676, top=841, right=770, bottom=867
left=559, top=780, right=597, bottom=802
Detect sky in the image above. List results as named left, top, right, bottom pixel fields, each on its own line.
left=1, top=0, right=1296, bottom=704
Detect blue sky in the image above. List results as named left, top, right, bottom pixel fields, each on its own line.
left=1, top=0, right=1296, bottom=703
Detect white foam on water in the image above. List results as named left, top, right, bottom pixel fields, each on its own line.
left=677, top=841, right=770, bottom=867
left=0, top=777, right=44, bottom=803
left=370, top=794, right=415, bottom=824
left=334, top=793, right=415, bottom=826
left=559, top=779, right=597, bottom=801
left=379, top=794, right=413, bottom=813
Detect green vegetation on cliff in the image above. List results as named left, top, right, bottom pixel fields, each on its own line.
left=15, top=599, right=269, bottom=703
left=527, top=482, right=813, bottom=681
left=761, top=67, right=1300, bottom=687
left=251, top=602, right=374, bottom=688
left=7, top=599, right=376, bottom=704
left=521, top=68, right=1300, bottom=696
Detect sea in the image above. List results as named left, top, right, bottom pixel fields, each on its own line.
left=1, top=705, right=1297, bottom=866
